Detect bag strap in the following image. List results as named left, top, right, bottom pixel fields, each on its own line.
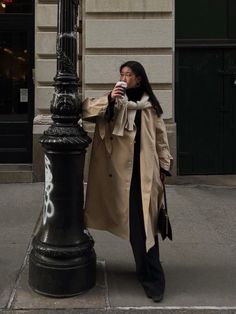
left=163, top=183, right=168, bottom=213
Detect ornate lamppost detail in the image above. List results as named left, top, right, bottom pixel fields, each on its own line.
left=28, top=0, right=96, bottom=297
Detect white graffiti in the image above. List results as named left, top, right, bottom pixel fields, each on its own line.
left=43, top=155, right=55, bottom=225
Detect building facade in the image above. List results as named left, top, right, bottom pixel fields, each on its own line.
left=0, top=0, right=235, bottom=184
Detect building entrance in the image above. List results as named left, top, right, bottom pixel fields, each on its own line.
left=175, top=0, right=236, bottom=175
left=176, top=48, right=236, bottom=175
left=0, top=0, right=34, bottom=163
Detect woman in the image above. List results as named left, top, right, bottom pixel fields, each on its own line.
left=82, top=61, right=173, bottom=302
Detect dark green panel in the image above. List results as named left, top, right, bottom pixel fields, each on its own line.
left=221, top=50, right=236, bottom=172
left=228, top=0, right=236, bottom=38
left=176, top=48, right=236, bottom=175
left=176, top=49, right=224, bottom=174
left=176, top=0, right=227, bottom=39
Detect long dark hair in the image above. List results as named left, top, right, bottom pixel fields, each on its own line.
left=120, top=60, right=163, bottom=116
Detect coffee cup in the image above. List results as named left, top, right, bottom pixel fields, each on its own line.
left=115, top=81, right=127, bottom=97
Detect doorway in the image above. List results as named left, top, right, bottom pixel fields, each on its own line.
left=0, top=1, right=34, bottom=163
left=175, top=48, right=236, bottom=175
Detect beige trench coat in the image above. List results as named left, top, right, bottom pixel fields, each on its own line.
left=82, top=94, right=173, bottom=250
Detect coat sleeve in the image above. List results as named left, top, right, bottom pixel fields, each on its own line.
left=82, top=95, right=110, bottom=123
left=155, top=116, right=173, bottom=172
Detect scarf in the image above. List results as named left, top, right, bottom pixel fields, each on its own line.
left=112, top=92, right=152, bottom=136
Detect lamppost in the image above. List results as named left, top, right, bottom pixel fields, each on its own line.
left=28, top=0, right=96, bottom=297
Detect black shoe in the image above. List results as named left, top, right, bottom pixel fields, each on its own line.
left=143, top=284, right=165, bottom=303
left=146, top=291, right=164, bottom=302
left=151, top=293, right=164, bottom=302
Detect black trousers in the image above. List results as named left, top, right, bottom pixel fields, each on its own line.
left=129, top=163, right=165, bottom=296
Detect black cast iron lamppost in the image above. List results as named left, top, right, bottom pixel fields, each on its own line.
left=28, top=0, right=96, bottom=297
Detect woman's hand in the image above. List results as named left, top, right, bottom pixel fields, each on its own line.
left=111, top=85, right=125, bottom=99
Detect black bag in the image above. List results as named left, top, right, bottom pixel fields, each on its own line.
left=157, top=184, right=173, bottom=241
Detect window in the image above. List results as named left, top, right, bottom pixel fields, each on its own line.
left=228, top=0, right=236, bottom=38
left=176, top=0, right=236, bottom=40
left=0, top=0, right=33, bottom=14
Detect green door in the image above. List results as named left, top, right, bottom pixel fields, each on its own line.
left=221, top=50, right=236, bottom=173
left=176, top=48, right=236, bottom=175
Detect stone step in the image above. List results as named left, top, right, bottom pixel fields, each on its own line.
left=0, top=164, right=33, bottom=183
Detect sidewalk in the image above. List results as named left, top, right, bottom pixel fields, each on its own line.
left=0, top=182, right=236, bottom=313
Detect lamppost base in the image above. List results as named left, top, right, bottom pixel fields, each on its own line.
left=28, top=0, right=97, bottom=297
left=29, top=249, right=96, bottom=297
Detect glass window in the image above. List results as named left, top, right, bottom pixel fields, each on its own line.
left=228, top=0, right=236, bottom=38
left=0, top=31, right=29, bottom=114
left=176, top=0, right=227, bottom=39
left=0, top=0, right=33, bottom=14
